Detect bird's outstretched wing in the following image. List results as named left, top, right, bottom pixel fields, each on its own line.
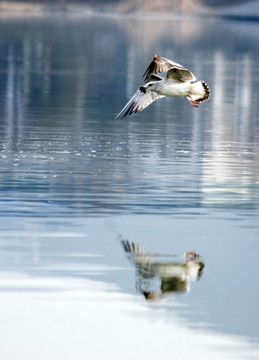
left=143, top=54, right=196, bottom=82
left=115, top=89, right=164, bottom=119
left=115, top=75, right=164, bottom=119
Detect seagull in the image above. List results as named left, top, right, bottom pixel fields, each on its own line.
left=115, top=54, right=210, bottom=119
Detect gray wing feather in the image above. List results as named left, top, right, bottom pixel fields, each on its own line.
left=166, top=68, right=196, bottom=82
left=115, top=89, right=164, bottom=119
left=143, top=54, right=185, bottom=79
left=144, top=54, right=196, bottom=82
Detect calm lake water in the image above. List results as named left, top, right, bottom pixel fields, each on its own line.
left=0, top=13, right=259, bottom=359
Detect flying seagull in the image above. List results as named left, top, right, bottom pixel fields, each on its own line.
left=115, top=54, right=210, bottom=119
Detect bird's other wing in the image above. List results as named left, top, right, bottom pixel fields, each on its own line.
left=166, top=67, right=196, bottom=82
left=115, top=81, right=164, bottom=119
left=143, top=74, right=164, bottom=83
left=143, top=54, right=185, bottom=79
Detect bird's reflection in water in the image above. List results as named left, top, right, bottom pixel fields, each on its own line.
left=121, top=240, right=205, bottom=300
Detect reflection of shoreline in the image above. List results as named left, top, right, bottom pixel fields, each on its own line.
left=1, top=1, right=259, bottom=20
left=121, top=240, right=205, bottom=300
left=0, top=2, right=93, bottom=17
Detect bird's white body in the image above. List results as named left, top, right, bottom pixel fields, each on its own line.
left=151, top=79, right=191, bottom=97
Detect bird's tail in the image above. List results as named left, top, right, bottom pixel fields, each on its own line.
left=189, top=81, right=210, bottom=103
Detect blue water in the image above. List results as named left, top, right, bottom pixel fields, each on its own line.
left=0, top=14, right=258, bottom=359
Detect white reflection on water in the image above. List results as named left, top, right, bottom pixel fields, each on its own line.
left=0, top=273, right=258, bottom=360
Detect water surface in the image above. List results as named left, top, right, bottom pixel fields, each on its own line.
left=0, top=14, right=258, bottom=359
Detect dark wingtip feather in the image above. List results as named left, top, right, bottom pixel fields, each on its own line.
left=197, top=81, right=211, bottom=103
left=143, top=55, right=158, bottom=79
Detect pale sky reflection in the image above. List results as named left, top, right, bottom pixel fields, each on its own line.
left=0, top=273, right=258, bottom=360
